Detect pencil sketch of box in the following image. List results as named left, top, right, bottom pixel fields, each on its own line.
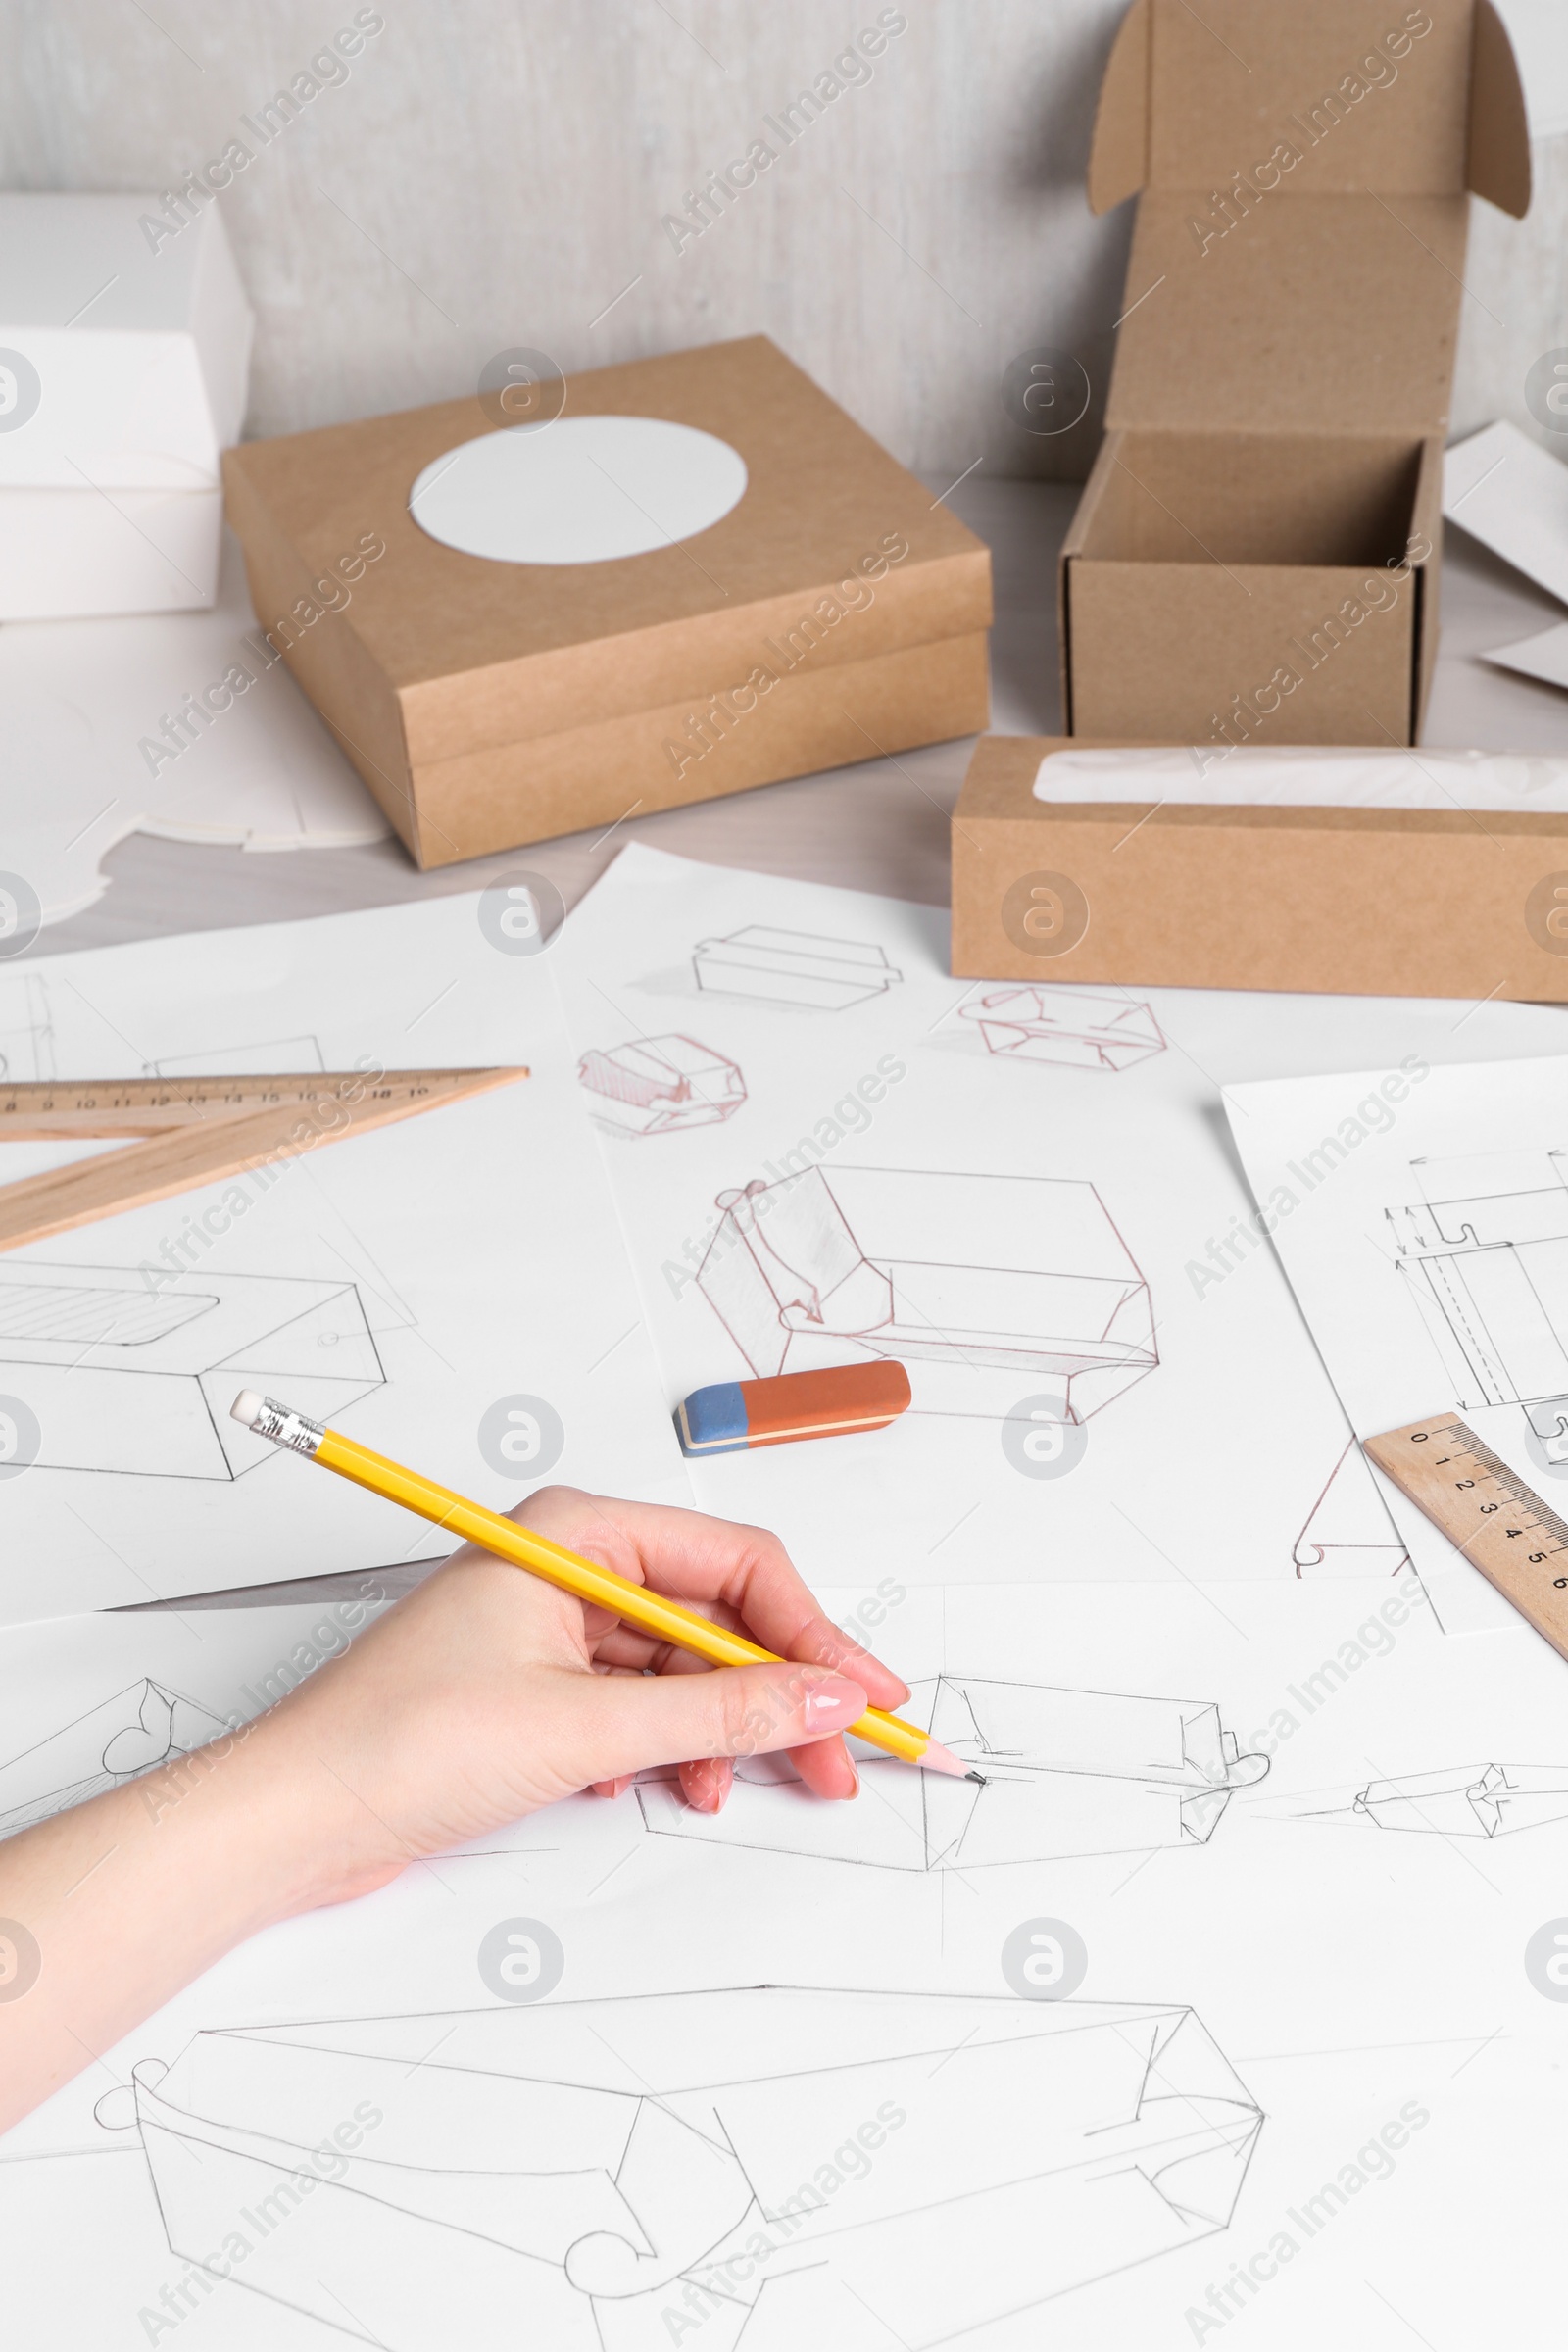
left=0, top=1679, right=227, bottom=1838
left=639, top=1676, right=1267, bottom=1869
left=123, top=1987, right=1261, bottom=2349
left=1389, top=1150, right=1568, bottom=1462
left=144, top=1033, right=325, bottom=1079
left=960, top=987, right=1165, bottom=1072
left=1355, top=1763, right=1568, bottom=1838
left=0, top=971, right=56, bottom=1083
left=1292, top=1439, right=1410, bottom=1578
left=697, top=1165, right=1156, bottom=1421
left=577, top=1035, right=746, bottom=1136
left=0, top=1262, right=384, bottom=1481
left=692, top=927, right=902, bottom=1010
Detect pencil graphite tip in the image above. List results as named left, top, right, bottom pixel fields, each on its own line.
left=966, top=1769, right=989, bottom=1787
left=920, top=1737, right=984, bottom=1782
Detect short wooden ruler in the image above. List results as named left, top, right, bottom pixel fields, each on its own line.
left=1366, top=1412, right=1568, bottom=1660
left=0, top=1067, right=527, bottom=1254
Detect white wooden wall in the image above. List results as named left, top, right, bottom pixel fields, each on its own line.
left=3, top=0, right=1564, bottom=472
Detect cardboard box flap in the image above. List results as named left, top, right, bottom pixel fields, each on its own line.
left=1087, top=0, right=1150, bottom=216
left=1089, top=0, right=1527, bottom=214
left=1104, top=191, right=1467, bottom=434
left=1468, top=0, right=1532, bottom=217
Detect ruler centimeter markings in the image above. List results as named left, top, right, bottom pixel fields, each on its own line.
left=1365, top=1411, right=1568, bottom=1661
left=0, top=1067, right=528, bottom=1253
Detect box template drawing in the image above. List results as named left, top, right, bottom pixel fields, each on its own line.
left=0, top=972, right=56, bottom=1083
left=0, top=1678, right=227, bottom=1838
left=221, top=336, right=992, bottom=866
left=576, top=1035, right=746, bottom=1135
left=693, top=926, right=903, bottom=1011
left=0, top=193, right=252, bottom=618
left=697, top=1165, right=1157, bottom=1422
left=1389, top=1151, right=1568, bottom=1457
left=1060, top=0, right=1530, bottom=745
left=0, top=1263, right=384, bottom=1480
left=639, top=1675, right=1269, bottom=1869
left=959, top=985, right=1165, bottom=1070
left=125, top=1988, right=1262, bottom=2347
left=1354, top=1762, right=1568, bottom=1837
left=1292, top=1439, right=1411, bottom=1577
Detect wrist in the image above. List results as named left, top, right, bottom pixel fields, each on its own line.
left=217, top=1704, right=408, bottom=1919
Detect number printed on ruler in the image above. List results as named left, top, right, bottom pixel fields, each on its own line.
left=1366, top=1413, right=1568, bottom=1660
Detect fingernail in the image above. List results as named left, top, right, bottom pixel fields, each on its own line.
left=801, top=1675, right=864, bottom=1731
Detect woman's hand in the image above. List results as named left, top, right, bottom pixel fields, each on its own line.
left=257, top=1485, right=911, bottom=1899
left=0, top=1491, right=907, bottom=2132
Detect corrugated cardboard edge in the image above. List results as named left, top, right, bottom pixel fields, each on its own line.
left=951, top=732, right=1568, bottom=1002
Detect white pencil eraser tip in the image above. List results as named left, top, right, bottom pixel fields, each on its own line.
left=230, top=1389, right=265, bottom=1429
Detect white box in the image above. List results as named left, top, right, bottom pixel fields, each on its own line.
left=0, top=193, right=252, bottom=616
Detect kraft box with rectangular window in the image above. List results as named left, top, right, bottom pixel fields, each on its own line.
left=951, top=733, right=1568, bottom=1003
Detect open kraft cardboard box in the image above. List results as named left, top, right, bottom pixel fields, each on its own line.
left=221, top=336, right=991, bottom=867
left=1060, top=0, right=1530, bottom=746
left=951, top=735, right=1568, bottom=1003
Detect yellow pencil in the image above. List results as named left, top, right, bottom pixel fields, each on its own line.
left=230, top=1391, right=984, bottom=1782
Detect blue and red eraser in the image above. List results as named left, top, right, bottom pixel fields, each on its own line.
left=675, top=1360, right=912, bottom=1456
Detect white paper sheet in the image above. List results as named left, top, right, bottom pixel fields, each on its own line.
left=6, top=1577, right=1568, bottom=2350
left=0, top=893, right=690, bottom=1623
left=1443, top=419, right=1568, bottom=607
left=0, top=532, right=387, bottom=928
left=1223, top=1052, right=1568, bottom=1630
left=1481, top=615, right=1568, bottom=693
left=0, top=1594, right=391, bottom=1838
left=552, top=844, right=1565, bottom=1608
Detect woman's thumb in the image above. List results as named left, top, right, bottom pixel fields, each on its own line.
left=569, top=1661, right=867, bottom=1786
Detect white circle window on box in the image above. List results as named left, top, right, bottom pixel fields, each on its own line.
left=408, top=415, right=748, bottom=566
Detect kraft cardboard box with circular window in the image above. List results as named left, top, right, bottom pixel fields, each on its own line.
left=221, top=334, right=992, bottom=869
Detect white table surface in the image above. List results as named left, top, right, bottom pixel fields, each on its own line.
left=17, top=472, right=1568, bottom=1610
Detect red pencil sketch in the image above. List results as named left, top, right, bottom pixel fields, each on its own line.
left=577, top=1035, right=746, bottom=1137
left=693, top=927, right=902, bottom=1010
left=959, top=987, right=1165, bottom=1073
left=696, top=1164, right=1156, bottom=1421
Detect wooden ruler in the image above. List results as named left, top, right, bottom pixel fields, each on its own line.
left=1366, top=1411, right=1568, bottom=1660
left=0, top=1067, right=527, bottom=1254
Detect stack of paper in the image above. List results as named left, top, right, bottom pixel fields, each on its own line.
left=8, top=850, right=1568, bottom=2348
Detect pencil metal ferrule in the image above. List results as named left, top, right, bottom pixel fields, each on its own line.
left=237, top=1393, right=325, bottom=1456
